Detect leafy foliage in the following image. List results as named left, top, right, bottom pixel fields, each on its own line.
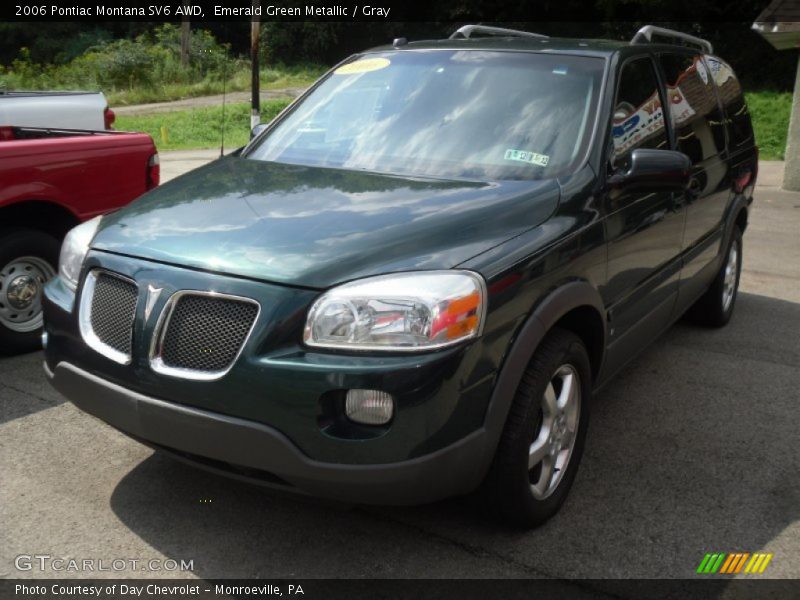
left=0, top=25, right=241, bottom=93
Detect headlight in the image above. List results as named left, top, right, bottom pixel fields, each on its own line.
left=303, top=271, right=487, bottom=351
left=58, top=216, right=102, bottom=291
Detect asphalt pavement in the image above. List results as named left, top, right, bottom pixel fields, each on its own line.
left=1, top=161, right=798, bottom=583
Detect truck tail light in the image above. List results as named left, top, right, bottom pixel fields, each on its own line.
left=147, top=153, right=160, bottom=190
left=104, top=107, right=116, bottom=129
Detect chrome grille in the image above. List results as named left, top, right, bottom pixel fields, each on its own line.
left=79, top=270, right=138, bottom=364
left=152, top=292, right=259, bottom=378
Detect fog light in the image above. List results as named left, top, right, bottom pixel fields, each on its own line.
left=41, top=331, right=48, bottom=349
left=345, top=389, right=394, bottom=425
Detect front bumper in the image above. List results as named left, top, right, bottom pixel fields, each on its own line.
left=44, top=251, right=497, bottom=466
left=46, top=360, right=490, bottom=505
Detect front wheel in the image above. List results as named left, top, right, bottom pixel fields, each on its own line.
left=0, top=228, right=60, bottom=355
left=482, top=328, right=591, bottom=528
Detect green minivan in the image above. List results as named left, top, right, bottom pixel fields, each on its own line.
left=43, top=25, right=757, bottom=527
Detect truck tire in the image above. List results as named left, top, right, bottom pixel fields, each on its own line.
left=0, top=228, right=60, bottom=355
left=687, top=226, right=742, bottom=328
left=481, top=328, right=591, bottom=528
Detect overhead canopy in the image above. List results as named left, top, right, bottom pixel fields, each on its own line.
left=752, top=0, right=800, bottom=49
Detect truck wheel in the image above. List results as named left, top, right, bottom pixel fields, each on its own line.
left=0, top=228, right=60, bottom=355
left=482, top=328, right=591, bottom=528
left=687, top=226, right=742, bottom=328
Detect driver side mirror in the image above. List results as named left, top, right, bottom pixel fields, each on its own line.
left=609, top=149, right=691, bottom=193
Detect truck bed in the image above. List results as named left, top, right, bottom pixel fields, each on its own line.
left=0, top=126, right=159, bottom=221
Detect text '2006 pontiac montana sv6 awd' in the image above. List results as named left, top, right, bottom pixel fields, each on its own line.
left=43, top=25, right=757, bottom=527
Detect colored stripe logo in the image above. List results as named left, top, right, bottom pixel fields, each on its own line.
left=696, top=552, right=773, bottom=574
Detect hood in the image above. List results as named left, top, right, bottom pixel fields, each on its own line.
left=92, top=157, right=559, bottom=289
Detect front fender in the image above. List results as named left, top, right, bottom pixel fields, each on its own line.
left=474, top=280, right=606, bottom=481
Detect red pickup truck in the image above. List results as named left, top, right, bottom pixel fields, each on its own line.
left=0, top=126, right=159, bottom=353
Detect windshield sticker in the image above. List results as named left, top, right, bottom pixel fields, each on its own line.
left=334, top=57, right=391, bottom=75
left=504, top=149, right=550, bottom=167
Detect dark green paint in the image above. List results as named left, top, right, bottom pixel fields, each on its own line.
left=93, top=158, right=559, bottom=289
left=43, top=38, right=757, bottom=475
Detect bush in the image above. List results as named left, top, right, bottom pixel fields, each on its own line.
left=0, top=24, right=236, bottom=93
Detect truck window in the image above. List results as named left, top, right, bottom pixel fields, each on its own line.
left=704, top=56, right=754, bottom=150
left=611, top=57, right=668, bottom=169
left=658, top=53, right=726, bottom=163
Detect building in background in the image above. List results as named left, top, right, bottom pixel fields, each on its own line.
left=753, top=0, right=800, bottom=190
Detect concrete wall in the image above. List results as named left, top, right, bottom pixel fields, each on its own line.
left=785, top=56, right=800, bottom=191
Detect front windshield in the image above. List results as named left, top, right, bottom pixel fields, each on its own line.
left=247, top=50, right=604, bottom=181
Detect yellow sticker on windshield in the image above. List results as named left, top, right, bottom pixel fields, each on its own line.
left=334, top=57, right=391, bottom=75
left=504, top=149, right=549, bottom=167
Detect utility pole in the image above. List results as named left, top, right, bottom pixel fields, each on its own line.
left=250, top=0, right=261, bottom=130
left=180, top=0, right=190, bottom=66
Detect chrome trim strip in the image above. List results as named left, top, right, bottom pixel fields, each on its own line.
left=148, top=290, right=261, bottom=382
left=78, top=269, right=137, bottom=365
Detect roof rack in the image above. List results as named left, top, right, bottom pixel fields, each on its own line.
left=631, top=25, right=713, bottom=54
left=449, top=25, right=548, bottom=40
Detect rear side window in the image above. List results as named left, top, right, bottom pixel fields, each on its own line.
left=611, top=57, right=668, bottom=168
left=658, top=53, right=726, bottom=163
left=705, top=56, right=754, bottom=150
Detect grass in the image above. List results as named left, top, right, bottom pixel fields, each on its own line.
left=746, top=91, right=793, bottom=161
left=118, top=91, right=793, bottom=159
left=105, top=65, right=325, bottom=106
left=115, top=99, right=291, bottom=151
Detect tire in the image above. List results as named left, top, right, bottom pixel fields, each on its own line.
left=481, top=327, right=592, bottom=528
left=0, top=228, right=61, bottom=355
left=686, top=226, right=742, bottom=328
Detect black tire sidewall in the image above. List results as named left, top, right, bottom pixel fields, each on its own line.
left=685, top=225, right=743, bottom=328
left=0, top=228, right=61, bottom=354
left=719, top=228, right=743, bottom=322
left=485, top=328, right=592, bottom=527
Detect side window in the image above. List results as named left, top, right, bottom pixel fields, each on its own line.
left=658, top=53, right=726, bottom=163
left=705, top=56, right=754, bottom=149
left=611, top=58, right=668, bottom=169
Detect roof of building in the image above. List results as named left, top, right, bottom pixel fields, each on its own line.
left=752, top=0, right=800, bottom=50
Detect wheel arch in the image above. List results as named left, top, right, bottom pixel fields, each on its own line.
left=723, top=194, right=750, bottom=248
left=476, top=280, right=607, bottom=474
left=0, top=200, right=81, bottom=241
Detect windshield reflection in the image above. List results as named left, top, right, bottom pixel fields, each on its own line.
left=247, top=50, right=604, bottom=181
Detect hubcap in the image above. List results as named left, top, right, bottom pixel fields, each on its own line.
left=528, top=364, right=581, bottom=500
left=0, top=256, right=56, bottom=333
left=722, top=243, right=738, bottom=312
left=7, top=275, right=40, bottom=309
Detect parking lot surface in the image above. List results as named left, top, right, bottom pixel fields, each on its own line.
left=1, top=161, right=798, bottom=581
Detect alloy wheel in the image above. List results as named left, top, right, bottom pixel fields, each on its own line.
left=722, top=242, right=739, bottom=312
left=528, top=364, right=581, bottom=500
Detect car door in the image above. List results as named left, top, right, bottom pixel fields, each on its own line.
left=601, top=55, right=686, bottom=375
left=656, top=52, right=731, bottom=310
